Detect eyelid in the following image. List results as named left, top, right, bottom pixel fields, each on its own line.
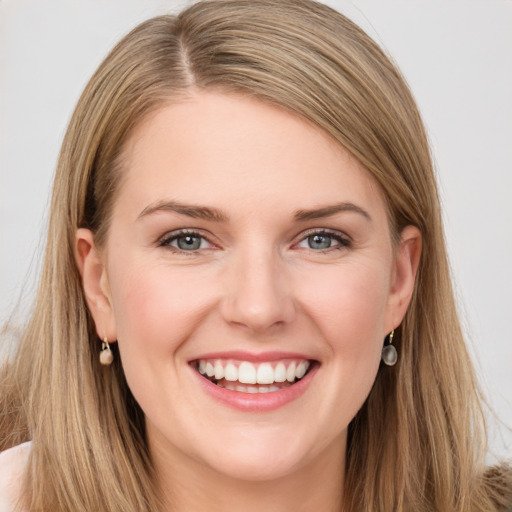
left=157, top=229, right=217, bottom=250
left=293, top=228, right=352, bottom=249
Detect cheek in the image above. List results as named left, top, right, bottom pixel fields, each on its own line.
left=298, top=260, right=390, bottom=346
left=108, top=258, right=217, bottom=356
left=296, top=262, right=389, bottom=410
left=105, top=259, right=220, bottom=426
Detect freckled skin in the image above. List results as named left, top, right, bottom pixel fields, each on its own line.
left=79, top=91, right=420, bottom=510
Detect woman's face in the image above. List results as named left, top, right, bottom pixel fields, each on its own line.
left=78, top=91, right=419, bottom=482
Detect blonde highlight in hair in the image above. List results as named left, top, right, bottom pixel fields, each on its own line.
left=1, top=1, right=510, bottom=510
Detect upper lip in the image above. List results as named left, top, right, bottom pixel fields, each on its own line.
left=188, top=350, right=315, bottom=363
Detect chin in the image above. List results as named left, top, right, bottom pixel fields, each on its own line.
left=207, top=452, right=303, bottom=482
left=194, top=429, right=318, bottom=482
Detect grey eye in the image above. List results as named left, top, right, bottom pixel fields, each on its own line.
left=296, top=230, right=350, bottom=251
left=160, top=230, right=214, bottom=253
left=307, top=234, right=333, bottom=250
left=176, top=234, right=203, bottom=250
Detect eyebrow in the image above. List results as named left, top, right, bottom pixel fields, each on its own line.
left=293, top=202, right=372, bottom=222
left=137, top=200, right=371, bottom=223
left=137, top=200, right=228, bottom=222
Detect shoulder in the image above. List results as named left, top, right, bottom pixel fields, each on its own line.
left=0, top=442, right=31, bottom=512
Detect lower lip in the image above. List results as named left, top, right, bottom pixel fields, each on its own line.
left=192, top=363, right=319, bottom=412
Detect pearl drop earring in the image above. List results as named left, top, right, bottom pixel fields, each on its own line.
left=381, top=329, right=398, bottom=366
left=99, top=336, right=114, bottom=366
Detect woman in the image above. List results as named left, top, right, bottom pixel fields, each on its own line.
left=0, top=0, right=510, bottom=510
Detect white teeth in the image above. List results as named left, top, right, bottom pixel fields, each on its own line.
left=224, top=363, right=238, bottom=381
left=274, top=362, right=287, bottom=382
left=214, top=361, right=224, bottom=380
left=238, top=361, right=257, bottom=384
left=295, top=361, right=309, bottom=379
left=256, top=363, right=274, bottom=384
left=286, top=362, right=296, bottom=382
left=196, top=358, right=312, bottom=387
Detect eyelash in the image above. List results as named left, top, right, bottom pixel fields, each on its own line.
left=158, top=229, right=215, bottom=254
left=158, top=228, right=352, bottom=254
left=295, top=229, right=352, bottom=252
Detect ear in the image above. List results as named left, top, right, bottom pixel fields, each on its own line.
left=385, top=225, right=422, bottom=332
left=75, top=228, right=117, bottom=342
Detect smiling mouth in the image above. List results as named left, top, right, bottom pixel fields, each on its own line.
left=191, top=358, right=315, bottom=394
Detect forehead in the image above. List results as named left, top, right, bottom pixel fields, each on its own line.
left=116, top=91, right=386, bottom=221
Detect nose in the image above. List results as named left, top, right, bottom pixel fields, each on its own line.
left=220, top=246, right=296, bottom=334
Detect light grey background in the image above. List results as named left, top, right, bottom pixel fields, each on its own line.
left=1, top=0, right=511, bottom=459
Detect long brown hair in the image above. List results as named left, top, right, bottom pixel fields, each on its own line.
left=1, top=1, right=510, bottom=510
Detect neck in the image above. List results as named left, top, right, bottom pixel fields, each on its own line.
left=152, top=435, right=346, bottom=512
